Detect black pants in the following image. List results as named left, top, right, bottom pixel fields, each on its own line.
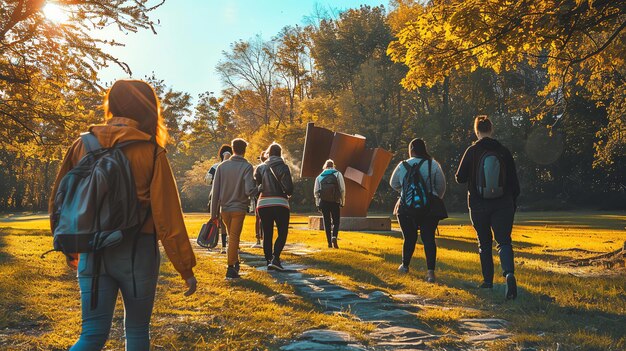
left=470, top=205, right=515, bottom=284
left=258, top=206, right=290, bottom=262
left=397, top=215, right=439, bottom=270
left=320, top=201, right=340, bottom=246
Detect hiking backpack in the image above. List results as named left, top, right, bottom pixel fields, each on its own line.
left=475, top=150, right=506, bottom=199
left=319, top=172, right=340, bottom=202
left=50, top=132, right=156, bottom=309
left=398, top=159, right=431, bottom=216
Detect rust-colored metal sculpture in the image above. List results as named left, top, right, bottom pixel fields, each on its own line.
left=301, top=123, right=392, bottom=217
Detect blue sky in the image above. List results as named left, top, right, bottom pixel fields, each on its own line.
left=97, top=0, right=388, bottom=99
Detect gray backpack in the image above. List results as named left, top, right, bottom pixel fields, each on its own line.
left=476, top=150, right=506, bottom=199
left=49, top=132, right=156, bottom=308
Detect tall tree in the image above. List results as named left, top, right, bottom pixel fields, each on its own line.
left=0, top=0, right=163, bottom=150
left=388, top=0, right=626, bottom=166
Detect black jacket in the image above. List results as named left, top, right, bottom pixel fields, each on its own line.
left=455, top=137, right=520, bottom=209
left=255, top=156, right=294, bottom=198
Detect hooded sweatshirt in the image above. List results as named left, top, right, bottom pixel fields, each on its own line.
left=49, top=117, right=196, bottom=280
left=455, top=137, right=520, bottom=209
left=255, top=156, right=294, bottom=210
left=314, top=168, right=346, bottom=207
left=210, top=155, right=257, bottom=214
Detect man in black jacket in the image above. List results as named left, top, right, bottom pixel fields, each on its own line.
left=456, top=115, right=520, bottom=300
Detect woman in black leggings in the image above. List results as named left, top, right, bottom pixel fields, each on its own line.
left=254, top=143, right=294, bottom=271
left=389, top=139, right=446, bottom=283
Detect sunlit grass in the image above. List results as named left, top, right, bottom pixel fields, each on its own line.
left=0, top=211, right=624, bottom=350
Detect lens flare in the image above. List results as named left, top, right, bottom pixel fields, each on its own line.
left=42, top=3, right=69, bottom=23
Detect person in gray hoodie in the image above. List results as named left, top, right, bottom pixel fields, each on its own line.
left=390, top=138, right=446, bottom=283
left=211, top=138, right=258, bottom=279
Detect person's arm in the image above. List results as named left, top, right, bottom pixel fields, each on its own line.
left=455, top=146, right=472, bottom=184
left=254, top=165, right=262, bottom=186
left=433, top=161, right=447, bottom=199
left=244, top=163, right=258, bottom=197
left=49, top=138, right=84, bottom=269
left=151, top=150, right=197, bottom=283
left=210, top=165, right=221, bottom=218
left=313, top=176, right=321, bottom=207
left=389, top=162, right=404, bottom=192
left=205, top=167, right=215, bottom=186
left=282, top=165, right=294, bottom=196
left=336, top=172, right=346, bottom=206
left=506, top=149, right=521, bottom=202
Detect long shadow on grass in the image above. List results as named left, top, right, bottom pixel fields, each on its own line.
left=365, top=230, right=578, bottom=263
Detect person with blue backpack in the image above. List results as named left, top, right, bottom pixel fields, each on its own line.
left=314, top=159, right=346, bottom=248
left=48, top=80, right=197, bottom=350
left=456, top=115, right=520, bottom=300
left=390, top=139, right=447, bottom=283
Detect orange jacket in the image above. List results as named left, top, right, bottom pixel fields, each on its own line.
left=49, top=117, right=196, bottom=280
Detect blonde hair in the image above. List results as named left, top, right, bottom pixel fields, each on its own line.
left=324, top=159, right=334, bottom=168
left=104, top=80, right=169, bottom=147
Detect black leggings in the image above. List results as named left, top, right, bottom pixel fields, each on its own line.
left=258, top=206, right=290, bottom=262
left=397, top=215, right=439, bottom=270
left=320, top=201, right=340, bottom=245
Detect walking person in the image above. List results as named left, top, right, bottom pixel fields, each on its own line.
left=211, top=138, right=258, bottom=279
left=254, top=143, right=294, bottom=271
left=49, top=80, right=197, bottom=351
left=456, top=115, right=520, bottom=299
left=313, top=160, right=345, bottom=248
left=206, top=144, right=233, bottom=253
left=251, top=151, right=268, bottom=248
left=390, top=138, right=446, bottom=283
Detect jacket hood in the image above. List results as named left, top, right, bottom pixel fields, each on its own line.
left=475, top=137, right=502, bottom=150
left=320, top=169, right=337, bottom=176
left=89, top=117, right=153, bottom=146
left=266, top=156, right=285, bottom=167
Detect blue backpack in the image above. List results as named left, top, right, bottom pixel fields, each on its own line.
left=476, top=150, right=506, bottom=199
left=398, top=159, right=431, bottom=216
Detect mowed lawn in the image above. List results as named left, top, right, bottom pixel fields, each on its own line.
left=0, top=211, right=624, bottom=350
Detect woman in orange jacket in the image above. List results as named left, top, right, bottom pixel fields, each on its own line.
left=49, top=80, right=197, bottom=350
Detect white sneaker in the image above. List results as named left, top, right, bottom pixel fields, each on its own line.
left=398, top=264, right=409, bottom=274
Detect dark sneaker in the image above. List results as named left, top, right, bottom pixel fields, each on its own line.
left=425, top=270, right=436, bottom=283
left=269, top=259, right=285, bottom=271
left=478, top=282, right=493, bottom=289
left=331, top=237, right=339, bottom=249
left=505, top=273, right=518, bottom=300
left=398, top=264, right=409, bottom=274
left=226, top=266, right=240, bottom=279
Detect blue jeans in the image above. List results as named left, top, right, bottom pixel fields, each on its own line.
left=470, top=205, right=515, bottom=284
left=71, top=233, right=160, bottom=351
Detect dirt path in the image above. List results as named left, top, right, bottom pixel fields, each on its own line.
left=196, top=242, right=512, bottom=350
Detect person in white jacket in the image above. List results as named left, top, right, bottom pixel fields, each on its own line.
left=314, top=159, right=346, bottom=248
left=389, top=138, right=446, bottom=283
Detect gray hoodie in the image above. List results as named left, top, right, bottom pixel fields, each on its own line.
left=210, top=155, right=258, bottom=214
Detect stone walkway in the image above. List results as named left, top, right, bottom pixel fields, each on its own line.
left=197, top=241, right=511, bottom=350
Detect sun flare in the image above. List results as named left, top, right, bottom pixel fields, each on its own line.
left=42, top=2, right=69, bottom=23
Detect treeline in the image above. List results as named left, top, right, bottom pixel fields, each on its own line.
left=1, top=2, right=624, bottom=212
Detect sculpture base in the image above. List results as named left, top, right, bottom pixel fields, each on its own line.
left=308, top=216, right=391, bottom=231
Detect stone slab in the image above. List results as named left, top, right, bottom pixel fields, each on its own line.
left=309, top=216, right=391, bottom=231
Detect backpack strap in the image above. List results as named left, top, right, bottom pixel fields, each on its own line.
left=80, top=132, right=102, bottom=153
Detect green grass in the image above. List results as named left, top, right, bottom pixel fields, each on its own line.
left=0, top=211, right=625, bottom=350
